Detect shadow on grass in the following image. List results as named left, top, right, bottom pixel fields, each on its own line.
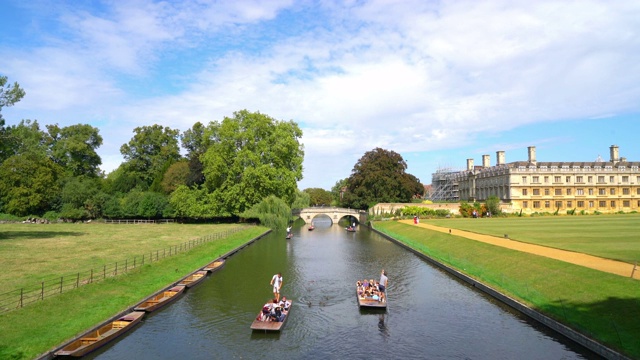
left=540, top=296, right=640, bottom=359
left=0, top=231, right=85, bottom=241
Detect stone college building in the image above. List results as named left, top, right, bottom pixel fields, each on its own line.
left=446, top=145, right=639, bottom=214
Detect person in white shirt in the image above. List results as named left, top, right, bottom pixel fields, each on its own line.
left=270, top=272, right=283, bottom=302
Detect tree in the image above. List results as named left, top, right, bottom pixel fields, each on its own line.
left=120, top=125, right=181, bottom=186
left=343, top=148, right=423, bottom=209
left=304, top=187, right=333, bottom=206
left=181, top=122, right=208, bottom=186
left=47, top=124, right=103, bottom=177
left=291, top=189, right=310, bottom=210
left=0, top=152, right=62, bottom=216
left=485, top=195, right=501, bottom=216
left=0, top=119, right=49, bottom=163
left=160, top=160, right=190, bottom=194
left=240, top=195, right=291, bottom=229
left=201, top=110, right=304, bottom=215
left=0, top=75, right=25, bottom=122
left=331, top=178, right=349, bottom=206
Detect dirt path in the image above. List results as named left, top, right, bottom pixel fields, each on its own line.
left=399, top=220, right=640, bottom=280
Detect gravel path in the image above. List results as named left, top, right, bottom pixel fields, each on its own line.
left=399, top=219, right=640, bottom=280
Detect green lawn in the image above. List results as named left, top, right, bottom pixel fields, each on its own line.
left=427, top=214, right=640, bottom=263
left=0, top=223, right=242, bottom=290
left=374, top=219, right=640, bottom=359
left=0, top=224, right=269, bottom=360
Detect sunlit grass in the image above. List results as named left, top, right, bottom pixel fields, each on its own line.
left=374, top=220, right=640, bottom=359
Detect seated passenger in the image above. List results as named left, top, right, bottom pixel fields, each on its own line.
left=279, top=296, right=291, bottom=310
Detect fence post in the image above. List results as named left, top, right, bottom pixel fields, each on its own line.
left=125, top=259, right=128, bottom=273
left=90, top=269, right=93, bottom=283
left=104, top=265, right=106, bottom=279
left=631, top=261, right=637, bottom=278
left=41, top=281, right=44, bottom=300
left=20, top=288, right=23, bottom=308
left=60, top=276, right=63, bottom=293
left=156, top=250, right=159, bottom=261
left=115, top=261, right=118, bottom=276
left=134, top=257, right=136, bottom=269
left=76, top=273, right=80, bottom=288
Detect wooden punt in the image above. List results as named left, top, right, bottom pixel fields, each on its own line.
left=177, top=270, right=208, bottom=288
left=202, top=258, right=226, bottom=273
left=345, top=227, right=356, bottom=232
left=286, top=232, right=293, bottom=239
left=134, top=285, right=185, bottom=312
left=357, top=286, right=387, bottom=308
left=54, top=311, right=145, bottom=357
left=250, top=300, right=293, bottom=331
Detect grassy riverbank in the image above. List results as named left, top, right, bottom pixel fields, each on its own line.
left=374, top=219, right=640, bottom=359
left=0, top=224, right=269, bottom=360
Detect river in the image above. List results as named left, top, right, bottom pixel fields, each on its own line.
left=86, top=218, right=598, bottom=359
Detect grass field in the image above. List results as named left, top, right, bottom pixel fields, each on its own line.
left=427, top=214, right=640, bottom=263
left=374, top=218, right=640, bottom=359
left=0, top=223, right=243, bottom=291
left=0, top=224, right=269, bottom=360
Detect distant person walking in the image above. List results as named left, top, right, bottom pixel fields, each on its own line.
left=270, top=272, right=283, bottom=302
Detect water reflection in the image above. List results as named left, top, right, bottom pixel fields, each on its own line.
left=87, top=223, right=598, bottom=360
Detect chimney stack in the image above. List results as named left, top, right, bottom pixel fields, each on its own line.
left=528, top=146, right=536, bottom=164
left=482, top=155, right=490, bottom=168
left=496, top=151, right=505, bottom=166
left=467, top=159, right=474, bottom=171
left=610, top=145, right=619, bottom=164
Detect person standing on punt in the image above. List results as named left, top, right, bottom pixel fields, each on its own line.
left=270, top=272, right=283, bottom=302
left=379, top=269, right=388, bottom=303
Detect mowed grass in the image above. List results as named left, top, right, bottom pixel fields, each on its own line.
left=374, top=219, right=640, bottom=359
left=0, top=223, right=243, bottom=290
left=428, top=214, right=640, bottom=263
left=0, top=224, right=269, bottom=360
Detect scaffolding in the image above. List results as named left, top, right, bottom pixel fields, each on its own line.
left=430, top=167, right=462, bottom=201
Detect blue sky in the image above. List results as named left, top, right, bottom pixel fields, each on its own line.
left=1, top=1, right=639, bottom=190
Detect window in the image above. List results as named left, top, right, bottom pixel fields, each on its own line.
left=577, top=201, right=584, bottom=207
left=623, top=188, right=630, bottom=195
left=588, top=176, right=593, bottom=183
left=599, top=201, right=606, bottom=207
left=589, top=201, right=594, bottom=208
left=637, top=188, right=640, bottom=195
left=610, top=176, right=615, bottom=183
left=544, top=176, right=549, bottom=183
left=555, top=201, right=562, bottom=208
left=566, top=176, right=571, bottom=183
left=555, top=189, right=562, bottom=195
left=533, top=189, right=540, bottom=195
left=522, top=176, right=527, bottom=184
left=611, top=201, right=616, bottom=207
left=523, top=201, right=528, bottom=208
left=545, top=201, right=551, bottom=208
left=622, top=176, right=629, bottom=183
left=599, top=188, right=606, bottom=195
left=623, top=200, right=630, bottom=207
left=532, top=176, right=539, bottom=183
left=522, top=189, right=528, bottom=196
left=598, top=176, right=605, bottom=183
left=588, top=189, right=594, bottom=195
left=567, top=201, right=572, bottom=207
left=554, top=176, right=561, bottom=183
left=577, top=189, right=584, bottom=195
left=610, top=188, right=615, bottom=195
left=533, top=201, right=540, bottom=208
left=576, top=176, right=583, bottom=183
left=566, top=189, right=572, bottom=195
left=544, top=189, right=550, bottom=195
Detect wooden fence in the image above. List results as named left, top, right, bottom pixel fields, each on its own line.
left=103, top=219, right=175, bottom=224
left=0, top=226, right=248, bottom=314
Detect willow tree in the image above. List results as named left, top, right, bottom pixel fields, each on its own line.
left=201, top=110, right=304, bottom=215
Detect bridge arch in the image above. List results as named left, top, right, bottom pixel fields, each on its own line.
left=295, top=207, right=367, bottom=225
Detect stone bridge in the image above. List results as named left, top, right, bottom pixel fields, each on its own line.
left=294, top=207, right=367, bottom=225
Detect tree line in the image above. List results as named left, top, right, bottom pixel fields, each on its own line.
left=0, top=75, right=424, bottom=223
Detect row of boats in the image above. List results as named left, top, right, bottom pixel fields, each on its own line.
left=54, top=258, right=226, bottom=358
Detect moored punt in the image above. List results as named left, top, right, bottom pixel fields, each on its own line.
left=202, top=258, right=226, bottom=273
left=54, top=311, right=145, bottom=357
left=134, top=285, right=185, bottom=312
left=308, top=225, right=315, bottom=231
left=250, top=300, right=293, bottom=331
left=356, top=286, right=387, bottom=308
left=177, top=270, right=208, bottom=288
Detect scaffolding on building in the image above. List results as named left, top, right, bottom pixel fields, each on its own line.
left=430, top=166, right=462, bottom=201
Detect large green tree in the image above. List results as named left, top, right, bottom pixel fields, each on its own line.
left=180, top=122, right=207, bottom=186
left=0, top=119, right=49, bottom=163
left=120, top=125, right=181, bottom=187
left=343, top=148, right=423, bottom=209
left=47, top=123, right=103, bottom=177
left=201, top=110, right=304, bottom=215
left=304, top=187, right=333, bottom=206
left=0, top=152, right=62, bottom=216
left=0, top=75, right=26, bottom=160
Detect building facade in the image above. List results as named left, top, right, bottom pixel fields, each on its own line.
left=452, top=145, right=640, bottom=214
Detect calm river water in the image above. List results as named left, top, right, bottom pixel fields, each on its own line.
left=87, top=219, right=598, bottom=359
